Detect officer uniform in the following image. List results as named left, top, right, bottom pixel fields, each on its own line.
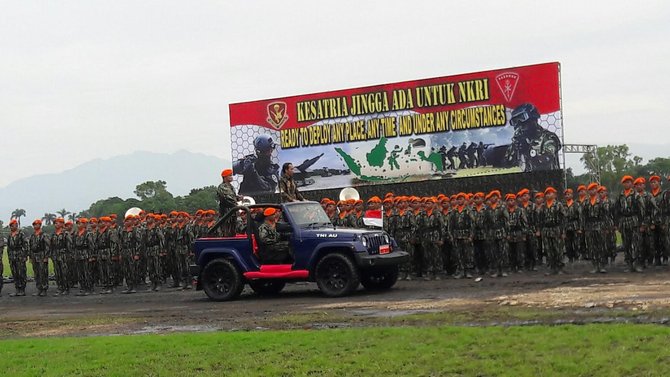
left=73, top=221, right=94, bottom=295
left=506, top=194, right=528, bottom=273
left=258, top=221, right=291, bottom=264
left=538, top=188, right=566, bottom=274
left=217, top=169, right=239, bottom=237
left=416, top=199, right=444, bottom=279
left=50, top=223, right=72, bottom=295
left=6, top=222, right=28, bottom=296
left=582, top=184, right=608, bottom=273
left=28, top=222, right=50, bottom=296
left=615, top=176, right=644, bottom=272
left=447, top=196, right=475, bottom=278
left=563, top=190, right=583, bottom=263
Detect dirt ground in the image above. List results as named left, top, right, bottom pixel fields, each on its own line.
left=2, top=256, right=670, bottom=338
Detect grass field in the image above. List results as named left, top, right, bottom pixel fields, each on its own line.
left=0, top=324, right=669, bottom=376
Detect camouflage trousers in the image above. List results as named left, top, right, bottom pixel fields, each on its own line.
left=541, top=227, right=565, bottom=272
left=564, top=230, right=580, bottom=262
left=98, top=258, right=113, bottom=290
left=421, top=240, right=443, bottom=276
left=585, top=225, right=606, bottom=269
left=76, top=259, right=93, bottom=292
left=147, top=255, right=162, bottom=286
left=650, top=225, right=669, bottom=264
left=453, top=238, right=473, bottom=273
left=111, top=257, right=123, bottom=287
left=508, top=240, right=526, bottom=272
left=396, top=238, right=414, bottom=275
left=472, top=239, right=488, bottom=273
left=52, top=253, right=70, bottom=292
left=176, top=247, right=192, bottom=287
left=9, top=255, right=27, bottom=291
left=525, top=234, right=539, bottom=269
left=167, top=247, right=180, bottom=286
left=487, top=238, right=508, bottom=273
left=66, top=255, right=77, bottom=288
left=31, top=257, right=49, bottom=292
left=441, top=239, right=458, bottom=275
left=620, top=225, right=641, bottom=268
left=124, top=256, right=140, bottom=290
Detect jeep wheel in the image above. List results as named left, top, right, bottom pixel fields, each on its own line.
left=201, top=258, right=244, bottom=301
left=315, top=253, right=360, bottom=297
left=360, top=266, right=399, bottom=291
left=248, top=280, right=286, bottom=296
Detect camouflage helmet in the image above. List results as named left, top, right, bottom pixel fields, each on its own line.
left=254, top=134, right=276, bottom=152
left=510, top=103, right=540, bottom=127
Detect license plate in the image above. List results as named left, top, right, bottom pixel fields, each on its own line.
left=379, top=245, right=390, bottom=255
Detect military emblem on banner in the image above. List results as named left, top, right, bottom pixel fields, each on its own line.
left=495, top=72, right=519, bottom=102
left=266, top=101, right=289, bottom=129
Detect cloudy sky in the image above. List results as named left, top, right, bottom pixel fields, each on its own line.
left=1, top=0, right=668, bottom=188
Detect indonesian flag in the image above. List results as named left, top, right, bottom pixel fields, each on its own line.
left=363, top=209, right=383, bottom=228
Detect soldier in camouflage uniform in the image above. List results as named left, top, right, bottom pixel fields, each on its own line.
left=634, top=177, right=658, bottom=268
left=29, top=219, right=50, bottom=296
left=351, top=200, right=366, bottom=228
left=164, top=212, right=179, bottom=287
left=506, top=194, right=528, bottom=273
left=518, top=189, right=538, bottom=271
left=657, top=178, right=670, bottom=265
left=649, top=176, right=668, bottom=266
left=88, top=218, right=100, bottom=288
left=218, top=169, right=241, bottom=236
left=119, top=215, right=140, bottom=294
left=7, top=219, right=28, bottom=297
left=409, top=197, right=425, bottom=276
left=258, top=208, right=292, bottom=264
left=50, top=218, right=72, bottom=296
left=447, top=193, right=474, bottom=279
left=417, top=197, right=444, bottom=280
left=533, top=193, right=546, bottom=264
left=575, top=185, right=588, bottom=260
left=392, top=197, right=417, bottom=280
left=73, top=218, right=94, bottom=295
left=109, top=214, right=123, bottom=287
left=382, top=197, right=395, bottom=235
left=583, top=183, right=609, bottom=273
left=470, top=193, right=489, bottom=275
left=598, top=186, right=617, bottom=264
left=145, top=214, right=166, bottom=291
left=96, top=217, right=115, bottom=294
left=176, top=212, right=194, bottom=289
left=615, top=176, right=645, bottom=272
left=563, top=189, right=583, bottom=263
left=64, top=220, right=78, bottom=289
left=485, top=191, right=510, bottom=277
left=439, top=196, right=457, bottom=276
left=538, top=187, right=566, bottom=274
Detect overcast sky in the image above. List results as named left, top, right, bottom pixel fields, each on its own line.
left=1, top=0, right=668, bottom=188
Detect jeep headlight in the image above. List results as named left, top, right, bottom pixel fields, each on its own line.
left=361, top=236, right=368, bottom=247
left=383, top=234, right=390, bottom=244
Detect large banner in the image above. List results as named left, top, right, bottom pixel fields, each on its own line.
left=229, top=62, right=562, bottom=196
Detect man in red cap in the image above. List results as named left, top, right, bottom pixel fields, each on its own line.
left=563, top=188, right=582, bottom=264
left=218, top=168, right=241, bottom=237
left=470, top=192, right=488, bottom=275
left=258, top=207, right=291, bottom=264
left=51, top=218, right=72, bottom=296
left=598, top=186, right=617, bottom=264
left=6, top=219, right=28, bottom=297
left=29, top=219, right=50, bottom=296
left=614, top=175, right=644, bottom=272
left=539, top=187, right=566, bottom=274
left=583, top=183, right=608, bottom=273
left=655, top=177, right=670, bottom=265
left=533, top=192, right=545, bottom=264
left=447, top=193, right=475, bottom=279
left=416, top=197, right=444, bottom=280
left=486, top=190, right=509, bottom=278
left=517, top=188, right=538, bottom=270
left=506, top=193, right=528, bottom=273
left=391, top=197, right=417, bottom=280
left=634, top=177, right=658, bottom=268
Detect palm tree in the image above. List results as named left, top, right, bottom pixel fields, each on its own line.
left=11, top=208, right=26, bottom=226
left=42, top=213, right=57, bottom=226
left=56, top=208, right=70, bottom=220
left=67, top=212, right=79, bottom=221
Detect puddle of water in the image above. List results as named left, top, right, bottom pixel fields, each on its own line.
left=131, top=324, right=220, bottom=334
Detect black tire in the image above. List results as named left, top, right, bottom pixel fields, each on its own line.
left=315, top=253, right=360, bottom=297
left=360, top=266, right=399, bottom=291
left=201, top=258, right=244, bottom=301
left=248, top=280, right=286, bottom=296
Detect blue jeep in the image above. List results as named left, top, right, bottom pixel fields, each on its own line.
left=191, top=201, right=409, bottom=301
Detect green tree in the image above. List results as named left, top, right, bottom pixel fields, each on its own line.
left=42, top=213, right=56, bottom=226
left=580, top=144, right=643, bottom=191
left=179, top=186, right=218, bottom=213
left=56, top=208, right=70, bottom=220
left=134, top=180, right=176, bottom=213
left=11, top=208, right=26, bottom=226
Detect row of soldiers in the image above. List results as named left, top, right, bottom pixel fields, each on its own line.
left=2, top=209, right=218, bottom=297
left=319, top=175, right=670, bottom=279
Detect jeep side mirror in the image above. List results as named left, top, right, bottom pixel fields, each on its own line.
left=276, top=222, right=292, bottom=233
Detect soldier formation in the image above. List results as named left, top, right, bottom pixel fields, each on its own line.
left=2, top=209, right=218, bottom=297
left=321, top=174, right=670, bottom=280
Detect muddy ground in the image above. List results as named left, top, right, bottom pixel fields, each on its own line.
left=2, top=257, right=670, bottom=338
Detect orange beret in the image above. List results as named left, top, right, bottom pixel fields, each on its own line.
left=505, top=194, right=516, bottom=201
left=597, top=186, right=607, bottom=192
left=577, top=185, right=586, bottom=192
left=535, top=192, right=545, bottom=198
left=489, top=190, right=501, bottom=198
left=100, top=216, right=112, bottom=222
left=90, top=218, right=98, bottom=223
left=110, top=214, right=117, bottom=219
left=587, top=183, right=599, bottom=191
left=424, top=197, right=436, bottom=203
left=367, top=196, right=382, bottom=203
left=456, top=193, right=467, bottom=199
left=564, top=188, right=573, bottom=194
left=384, top=192, right=394, bottom=198
left=320, top=198, right=330, bottom=204
left=355, top=199, right=364, bottom=205
left=634, top=177, right=646, bottom=185
left=474, top=192, right=485, bottom=199
left=263, top=207, right=277, bottom=217
left=650, top=175, right=661, bottom=183
left=32, top=219, right=42, bottom=225
left=346, top=199, right=356, bottom=205
left=621, top=175, right=634, bottom=184
left=517, top=188, right=530, bottom=197
left=9, top=219, right=18, bottom=225
left=78, top=218, right=89, bottom=223
left=195, top=209, right=204, bottom=215
left=383, top=197, right=393, bottom=204
left=54, top=218, right=65, bottom=224
left=544, top=187, right=557, bottom=194
left=221, top=169, right=233, bottom=177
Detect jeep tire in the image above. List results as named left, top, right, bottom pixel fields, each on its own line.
left=248, top=280, right=286, bottom=296
left=315, top=253, right=360, bottom=297
left=360, top=266, right=399, bottom=291
left=201, top=258, right=244, bottom=301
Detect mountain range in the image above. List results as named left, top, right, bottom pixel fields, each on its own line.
left=0, top=150, right=229, bottom=223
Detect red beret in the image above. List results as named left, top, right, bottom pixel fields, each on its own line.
left=221, top=169, right=233, bottom=177
left=32, top=219, right=42, bottom=225
left=564, top=188, right=573, bottom=194
left=634, top=177, right=646, bottom=185
left=9, top=219, right=18, bottom=225
left=597, top=186, right=607, bottom=193
left=621, top=175, right=634, bottom=184
left=587, top=183, right=599, bottom=191
left=367, top=196, right=382, bottom=203
left=263, top=207, right=277, bottom=217
left=544, top=187, right=557, bottom=194
left=505, top=193, right=517, bottom=201
left=535, top=192, right=545, bottom=198
left=517, top=188, right=530, bottom=197
left=650, top=175, right=661, bottom=183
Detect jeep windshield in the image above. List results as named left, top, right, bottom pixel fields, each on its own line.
left=286, top=202, right=333, bottom=228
